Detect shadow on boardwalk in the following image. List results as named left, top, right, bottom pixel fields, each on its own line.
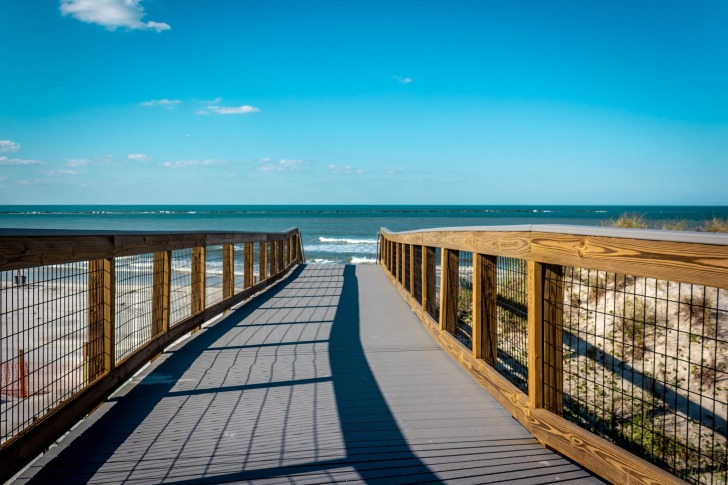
left=21, top=264, right=597, bottom=484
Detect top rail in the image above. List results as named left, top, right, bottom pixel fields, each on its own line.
left=379, top=224, right=728, bottom=485
left=381, top=225, right=728, bottom=289
left=0, top=227, right=300, bottom=272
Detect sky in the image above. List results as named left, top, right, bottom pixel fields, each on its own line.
left=1, top=0, right=727, bottom=205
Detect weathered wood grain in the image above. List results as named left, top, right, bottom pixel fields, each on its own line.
left=531, top=232, right=728, bottom=289
left=152, top=251, right=171, bottom=338
left=191, top=246, right=205, bottom=316
left=0, top=230, right=298, bottom=272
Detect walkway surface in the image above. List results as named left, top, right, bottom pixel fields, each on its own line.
left=17, top=265, right=600, bottom=484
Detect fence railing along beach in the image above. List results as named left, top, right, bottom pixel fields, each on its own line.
left=380, top=225, right=728, bottom=485
left=0, top=228, right=303, bottom=482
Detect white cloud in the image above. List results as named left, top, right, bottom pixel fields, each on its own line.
left=197, top=105, right=260, bottom=115
left=259, top=159, right=305, bottom=172
left=48, top=169, right=86, bottom=176
left=0, top=140, right=20, bottom=152
left=160, top=159, right=227, bottom=168
left=0, top=156, right=44, bottom=166
left=65, top=158, right=93, bottom=167
left=141, top=98, right=181, bottom=108
left=0, top=176, right=7, bottom=181
left=128, top=153, right=149, bottom=161
left=328, top=164, right=364, bottom=174
left=60, top=0, right=171, bottom=32
left=394, top=76, right=413, bottom=84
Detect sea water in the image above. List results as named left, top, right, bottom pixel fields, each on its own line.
left=1, top=205, right=727, bottom=264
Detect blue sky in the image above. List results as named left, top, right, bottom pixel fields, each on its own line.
left=1, top=0, right=726, bottom=205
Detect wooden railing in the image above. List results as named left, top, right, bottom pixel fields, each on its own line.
left=379, top=225, right=728, bottom=485
left=0, top=228, right=303, bottom=482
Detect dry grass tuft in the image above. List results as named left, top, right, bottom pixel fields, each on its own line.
left=702, top=217, right=728, bottom=233
left=602, top=212, right=649, bottom=229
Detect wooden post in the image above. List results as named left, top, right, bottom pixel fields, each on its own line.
left=152, top=251, right=171, bottom=338
left=270, top=240, right=278, bottom=276
left=472, top=254, right=483, bottom=359
left=222, top=244, right=234, bottom=299
left=528, top=260, right=544, bottom=409
left=394, top=243, right=399, bottom=282
left=439, top=249, right=459, bottom=334
left=543, top=264, right=564, bottom=414
left=386, top=239, right=390, bottom=269
left=88, top=258, right=115, bottom=380
left=191, top=246, right=205, bottom=315
left=409, top=244, right=415, bottom=296
left=425, top=246, right=437, bottom=318
left=277, top=239, right=284, bottom=272
left=388, top=241, right=393, bottom=274
left=259, top=241, right=268, bottom=282
left=473, top=254, right=498, bottom=363
left=244, top=242, right=254, bottom=288
left=288, top=236, right=293, bottom=266
left=421, top=245, right=428, bottom=312
left=400, top=244, right=405, bottom=286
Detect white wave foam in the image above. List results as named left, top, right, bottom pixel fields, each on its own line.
left=306, top=244, right=377, bottom=254
left=319, top=237, right=378, bottom=244
left=351, top=257, right=377, bottom=264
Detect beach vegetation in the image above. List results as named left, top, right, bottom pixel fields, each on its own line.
left=662, top=219, right=688, bottom=231
left=603, top=212, right=650, bottom=229
left=702, top=217, right=728, bottom=233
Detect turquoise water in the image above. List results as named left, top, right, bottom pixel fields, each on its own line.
left=1, top=205, right=726, bottom=264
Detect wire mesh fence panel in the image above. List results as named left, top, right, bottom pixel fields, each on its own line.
left=552, top=267, right=728, bottom=484
left=493, top=257, right=529, bottom=393
left=1, top=263, right=89, bottom=444
left=425, top=247, right=440, bottom=321
left=170, top=249, right=192, bottom=326
left=114, top=254, right=153, bottom=363
left=456, top=251, right=473, bottom=349
left=205, top=245, right=224, bottom=307
left=253, top=243, right=261, bottom=284
left=404, top=245, right=411, bottom=294
left=233, top=245, right=246, bottom=294
left=413, top=245, right=423, bottom=304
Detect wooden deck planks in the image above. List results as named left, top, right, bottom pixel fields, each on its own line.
left=17, top=264, right=600, bottom=484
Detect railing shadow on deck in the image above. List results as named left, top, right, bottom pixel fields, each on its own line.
left=23, top=264, right=440, bottom=483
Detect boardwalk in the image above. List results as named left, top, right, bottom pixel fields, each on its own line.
left=17, top=265, right=600, bottom=484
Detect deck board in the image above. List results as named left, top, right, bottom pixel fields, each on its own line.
left=17, top=264, right=601, bottom=484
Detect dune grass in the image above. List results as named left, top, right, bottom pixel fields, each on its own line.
left=702, top=217, right=728, bottom=233
left=602, top=212, right=650, bottom=229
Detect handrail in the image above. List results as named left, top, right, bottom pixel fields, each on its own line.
left=0, top=228, right=304, bottom=482
left=380, top=225, right=728, bottom=485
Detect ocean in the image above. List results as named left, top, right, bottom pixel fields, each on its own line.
left=1, top=205, right=727, bottom=264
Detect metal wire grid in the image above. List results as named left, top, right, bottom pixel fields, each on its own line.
left=492, top=257, right=529, bottom=393
left=404, top=245, right=411, bottom=293
left=552, top=267, right=728, bottom=484
left=456, top=251, right=474, bottom=349
left=114, top=254, right=153, bottom=363
left=205, top=245, right=224, bottom=307
left=1, top=263, right=89, bottom=444
left=413, top=245, right=423, bottom=304
left=170, top=249, right=193, bottom=326
left=233, top=245, right=246, bottom=294
left=428, top=247, right=441, bottom=321
left=253, top=243, right=261, bottom=284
